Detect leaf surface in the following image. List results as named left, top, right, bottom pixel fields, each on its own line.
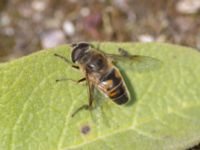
left=0, top=43, right=200, bottom=150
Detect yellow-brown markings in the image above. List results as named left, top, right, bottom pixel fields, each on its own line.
left=109, top=90, right=118, bottom=97
left=105, top=80, right=113, bottom=90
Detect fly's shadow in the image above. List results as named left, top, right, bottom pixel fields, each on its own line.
left=115, top=64, right=137, bottom=106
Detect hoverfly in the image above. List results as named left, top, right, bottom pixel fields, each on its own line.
left=54, top=42, right=161, bottom=117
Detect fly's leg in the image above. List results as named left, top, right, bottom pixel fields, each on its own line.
left=88, top=81, right=94, bottom=108
left=72, top=65, right=79, bottom=69
left=71, top=75, right=94, bottom=117
left=54, top=53, right=92, bottom=117
left=71, top=105, right=89, bottom=117
left=54, top=53, right=71, bottom=64
left=56, top=77, right=86, bottom=83
left=54, top=53, right=82, bottom=82
left=54, top=53, right=79, bottom=69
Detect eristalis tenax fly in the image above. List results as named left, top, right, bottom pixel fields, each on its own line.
left=54, top=42, right=161, bottom=117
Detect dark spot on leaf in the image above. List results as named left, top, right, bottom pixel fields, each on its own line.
left=81, top=125, right=90, bottom=135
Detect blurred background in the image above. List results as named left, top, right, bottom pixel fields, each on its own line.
left=1, top=1, right=200, bottom=149
left=0, top=0, right=200, bottom=62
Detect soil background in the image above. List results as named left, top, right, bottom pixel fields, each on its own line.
left=0, top=1, right=200, bottom=148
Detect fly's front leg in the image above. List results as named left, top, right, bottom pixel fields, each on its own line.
left=54, top=53, right=82, bottom=82
left=54, top=53, right=79, bottom=69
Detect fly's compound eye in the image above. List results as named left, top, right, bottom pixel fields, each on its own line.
left=72, top=42, right=90, bottom=50
left=71, top=43, right=90, bottom=63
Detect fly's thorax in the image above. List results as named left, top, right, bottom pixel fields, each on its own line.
left=71, top=42, right=110, bottom=74
left=77, top=51, right=108, bottom=74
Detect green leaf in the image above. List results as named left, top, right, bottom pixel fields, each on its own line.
left=0, top=43, right=200, bottom=150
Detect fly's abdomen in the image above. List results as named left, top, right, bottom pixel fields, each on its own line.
left=99, top=68, right=129, bottom=105
left=108, top=82, right=129, bottom=104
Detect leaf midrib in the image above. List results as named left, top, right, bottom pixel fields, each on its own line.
left=62, top=103, right=200, bottom=150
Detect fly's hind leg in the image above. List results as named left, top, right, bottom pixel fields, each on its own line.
left=71, top=104, right=89, bottom=117
left=71, top=75, right=94, bottom=117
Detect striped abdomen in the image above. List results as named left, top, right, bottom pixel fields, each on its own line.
left=98, top=68, right=129, bottom=105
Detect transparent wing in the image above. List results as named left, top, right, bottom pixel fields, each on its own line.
left=107, top=54, right=162, bottom=73
left=91, top=44, right=162, bottom=72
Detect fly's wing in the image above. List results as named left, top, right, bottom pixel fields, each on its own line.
left=107, top=54, right=162, bottom=73
left=90, top=44, right=162, bottom=73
